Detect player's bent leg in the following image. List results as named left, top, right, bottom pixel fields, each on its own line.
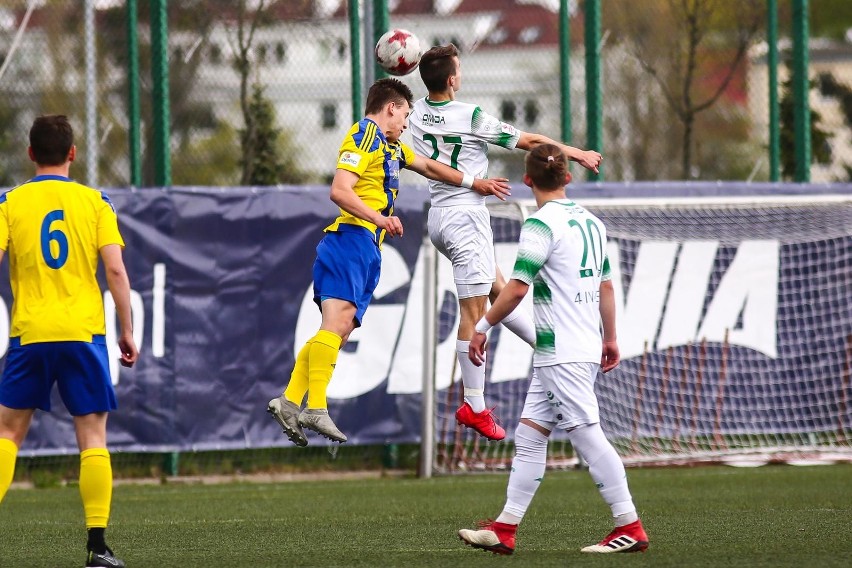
left=282, top=340, right=312, bottom=407
left=456, top=293, right=488, bottom=410
left=454, top=291, right=506, bottom=439
left=491, top=267, right=536, bottom=348
left=306, top=329, right=342, bottom=410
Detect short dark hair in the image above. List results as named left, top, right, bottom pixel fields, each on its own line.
left=418, top=44, right=459, bottom=93
left=364, top=78, right=414, bottom=115
left=29, top=115, right=74, bottom=166
left=525, top=144, right=569, bottom=190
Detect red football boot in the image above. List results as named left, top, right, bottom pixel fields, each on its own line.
left=455, top=402, right=506, bottom=440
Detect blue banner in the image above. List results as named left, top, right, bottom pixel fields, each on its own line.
left=2, top=184, right=849, bottom=455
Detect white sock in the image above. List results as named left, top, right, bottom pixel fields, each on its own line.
left=501, top=306, right=536, bottom=348
left=568, top=423, right=637, bottom=524
left=499, top=423, right=548, bottom=522
left=457, top=340, right=486, bottom=412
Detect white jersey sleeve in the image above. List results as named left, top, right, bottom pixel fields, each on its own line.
left=410, top=97, right=520, bottom=207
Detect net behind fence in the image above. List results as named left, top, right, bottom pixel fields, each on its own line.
left=431, top=195, right=852, bottom=473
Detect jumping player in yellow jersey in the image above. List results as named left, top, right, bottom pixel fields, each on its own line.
left=268, top=78, right=511, bottom=446
left=0, top=115, right=138, bottom=568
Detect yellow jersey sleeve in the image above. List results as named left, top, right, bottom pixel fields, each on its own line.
left=336, top=120, right=379, bottom=176
left=97, top=194, right=125, bottom=248
left=0, top=196, right=9, bottom=251
left=397, top=140, right=416, bottom=168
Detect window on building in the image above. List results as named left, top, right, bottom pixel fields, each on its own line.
left=209, top=43, right=221, bottom=64
left=257, top=43, right=268, bottom=64
left=275, top=42, right=287, bottom=63
left=321, top=103, right=337, bottom=130
left=500, top=100, right=517, bottom=123
left=524, top=99, right=539, bottom=126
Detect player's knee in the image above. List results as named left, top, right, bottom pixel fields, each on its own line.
left=514, top=422, right=549, bottom=460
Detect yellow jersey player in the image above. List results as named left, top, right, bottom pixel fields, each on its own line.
left=268, top=78, right=510, bottom=446
left=0, top=115, right=138, bottom=568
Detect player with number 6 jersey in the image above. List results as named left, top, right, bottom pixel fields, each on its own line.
left=0, top=171, right=124, bottom=344
left=0, top=115, right=137, bottom=568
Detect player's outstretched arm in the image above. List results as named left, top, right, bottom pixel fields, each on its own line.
left=469, top=278, right=529, bottom=366
left=101, top=244, right=139, bottom=368
left=406, top=154, right=511, bottom=200
left=516, top=132, right=602, bottom=173
left=599, top=279, right=619, bottom=373
left=330, top=168, right=403, bottom=237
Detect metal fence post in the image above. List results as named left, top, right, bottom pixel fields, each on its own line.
left=584, top=0, right=603, bottom=181
left=84, top=0, right=98, bottom=187
left=349, top=0, right=363, bottom=123
left=127, top=0, right=141, bottom=187
left=372, top=0, right=389, bottom=80
left=559, top=0, right=572, bottom=146
left=792, top=0, right=811, bottom=183
left=767, top=0, right=780, bottom=182
left=151, top=0, right=171, bottom=187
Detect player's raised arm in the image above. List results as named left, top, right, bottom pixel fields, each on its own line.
left=517, top=131, right=602, bottom=173
left=405, top=153, right=511, bottom=200
left=329, top=168, right=403, bottom=237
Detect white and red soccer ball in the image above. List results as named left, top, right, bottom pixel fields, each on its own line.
left=375, top=29, right=422, bottom=76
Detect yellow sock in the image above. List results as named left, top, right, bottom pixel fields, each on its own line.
left=0, top=438, right=18, bottom=503
left=79, top=448, right=112, bottom=528
left=283, top=340, right=312, bottom=406
left=306, top=330, right=342, bottom=410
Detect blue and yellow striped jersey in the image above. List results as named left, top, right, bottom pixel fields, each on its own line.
left=0, top=175, right=125, bottom=344
left=325, top=118, right=415, bottom=245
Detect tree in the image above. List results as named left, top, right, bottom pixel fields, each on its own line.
left=607, top=0, right=763, bottom=179
left=99, top=2, right=230, bottom=187
left=240, top=84, right=286, bottom=185
left=228, top=0, right=273, bottom=185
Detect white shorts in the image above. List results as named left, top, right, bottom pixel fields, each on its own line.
left=427, top=205, right=496, bottom=299
left=521, top=362, right=601, bottom=430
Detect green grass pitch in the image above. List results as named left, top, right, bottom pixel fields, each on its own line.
left=1, top=464, right=850, bottom=567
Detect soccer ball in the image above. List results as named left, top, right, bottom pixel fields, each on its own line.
left=375, top=29, right=422, bottom=76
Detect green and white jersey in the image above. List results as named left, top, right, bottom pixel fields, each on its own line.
left=511, top=199, right=612, bottom=367
left=410, top=97, right=521, bottom=206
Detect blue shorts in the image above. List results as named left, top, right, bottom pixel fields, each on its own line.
left=312, top=225, right=381, bottom=327
left=0, top=336, right=116, bottom=416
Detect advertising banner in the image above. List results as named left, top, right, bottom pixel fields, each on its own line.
left=2, top=184, right=849, bottom=455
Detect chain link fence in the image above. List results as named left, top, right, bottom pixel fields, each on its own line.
left=0, top=1, right=851, bottom=481
left=0, top=1, right=851, bottom=189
